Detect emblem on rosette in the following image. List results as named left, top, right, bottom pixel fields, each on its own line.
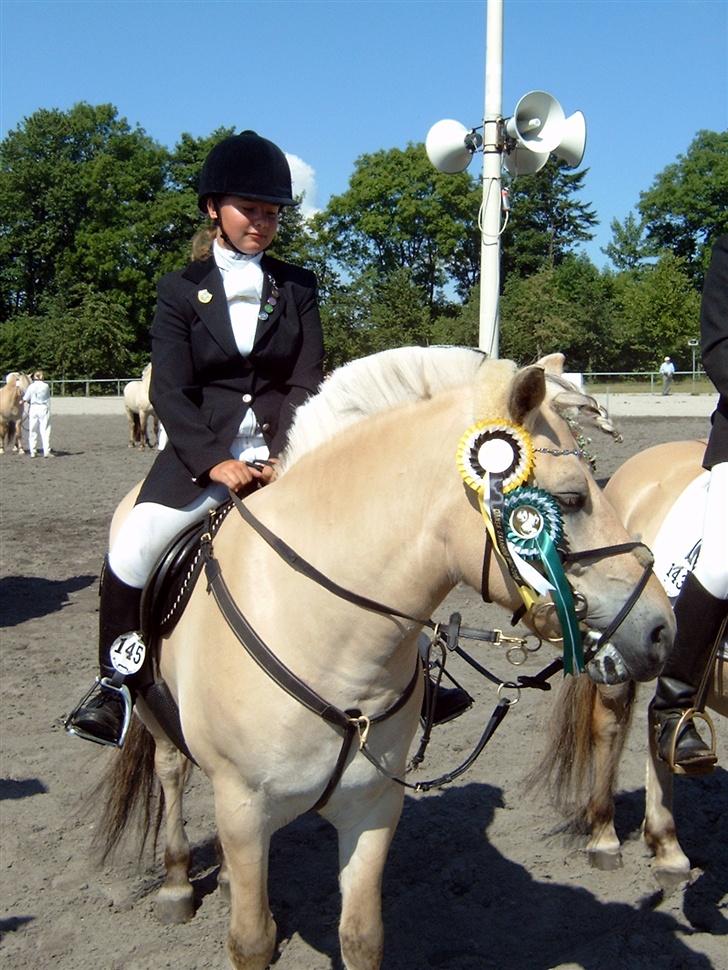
left=503, top=486, right=564, bottom=559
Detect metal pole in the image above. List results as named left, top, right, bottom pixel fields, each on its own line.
left=479, top=0, right=504, bottom=357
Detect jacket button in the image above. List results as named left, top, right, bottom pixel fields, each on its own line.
left=242, top=393, right=253, bottom=403
left=262, top=422, right=270, bottom=432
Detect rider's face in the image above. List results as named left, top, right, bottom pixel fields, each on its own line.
left=208, top=196, right=280, bottom=254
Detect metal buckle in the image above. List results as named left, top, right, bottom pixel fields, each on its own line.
left=65, top=677, right=133, bottom=748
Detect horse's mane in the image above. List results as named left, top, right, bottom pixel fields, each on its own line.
left=280, top=347, right=620, bottom=474
left=280, top=346, right=486, bottom=472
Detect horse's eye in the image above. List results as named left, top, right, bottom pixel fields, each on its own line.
left=556, top=491, right=586, bottom=511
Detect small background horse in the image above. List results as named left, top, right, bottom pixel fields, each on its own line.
left=124, top=362, right=158, bottom=449
left=536, top=439, right=727, bottom=885
left=0, top=372, right=31, bottom=454
left=95, top=347, right=676, bottom=970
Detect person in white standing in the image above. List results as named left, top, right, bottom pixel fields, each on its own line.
left=659, top=355, right=675, bottom=395
left=22, top=370, right=52, bottom=457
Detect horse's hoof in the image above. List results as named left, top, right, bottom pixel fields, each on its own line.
left=654, top=866, right=691, bottom=895
left=588, top=848, right=623, bottom=871
left=155, top=887, right=195, bottom=924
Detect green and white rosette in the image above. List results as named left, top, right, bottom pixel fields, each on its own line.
left=504, top=486, right=585, bottom=675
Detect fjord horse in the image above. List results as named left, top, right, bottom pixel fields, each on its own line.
left=537, top=440, right=726, bottom=884
left=123, top=362, right=158, bottom=449
left=97, top=347, right=675, bottom=969
left=0, top=372, right=31, bottom=454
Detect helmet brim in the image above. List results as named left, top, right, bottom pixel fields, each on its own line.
left=198, top=191, right=299, bottom=213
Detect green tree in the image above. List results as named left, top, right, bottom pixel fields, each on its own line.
left=318, top=144, right=481, bottom=306
left=602, top=212, right=650, bottom=272
left=322, top=268, right=431, bottom=371
left=637, top=129, right=728, bottom=285
left=501, top=160, right=598, bottom=281
left=610, top=252, right=701, bottom=371
left=0, top=103, right=169, bottom=332
left=499, top=254, right=615, bottom=370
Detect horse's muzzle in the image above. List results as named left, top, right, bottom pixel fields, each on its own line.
left=586, top=641, right=631, bottom=684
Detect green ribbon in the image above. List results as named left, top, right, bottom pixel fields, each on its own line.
left=534, top=530, right=585, bottom=675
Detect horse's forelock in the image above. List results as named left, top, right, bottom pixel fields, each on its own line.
left=280, top=346, right=486, bottom=472
left=547, top=374, right=622, bottom=443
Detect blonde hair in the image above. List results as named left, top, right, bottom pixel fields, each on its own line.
left=190, top=222, right=217, bottom=262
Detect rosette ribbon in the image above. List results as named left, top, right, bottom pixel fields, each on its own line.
left=456, top=420, right=586, bottom=676
left=503, top=486, right=585, bottom=675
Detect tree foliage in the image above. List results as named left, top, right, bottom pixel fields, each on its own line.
left=317, top=144, right=482, bottom=305
left=637, top=130, right=728, bottom=284
left=0, top=102, right=721, bottom=380
left=501, top=160, right=598, bottom=280
left=609, top=253, right=701, bottom=371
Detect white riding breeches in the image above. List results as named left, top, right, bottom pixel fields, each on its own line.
left=109, top=430, right=269, bottom=589
left=28, top=403, right=51, bottom=456
left=693, top=461, right=728, bottom=600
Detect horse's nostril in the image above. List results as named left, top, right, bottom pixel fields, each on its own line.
left=649, top=624, right=672, bottom=663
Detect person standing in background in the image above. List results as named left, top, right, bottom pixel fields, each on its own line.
left=22, top=370, right=52, bottom=457
left=659, top=356, right=675, bottom=395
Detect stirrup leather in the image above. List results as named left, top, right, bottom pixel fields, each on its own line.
left=664, top=707, right=717, bottom=775
left=65, top=677, right=134, bottom=748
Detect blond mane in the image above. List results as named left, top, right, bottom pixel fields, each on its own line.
left=280, top=346, right=486, bottom=472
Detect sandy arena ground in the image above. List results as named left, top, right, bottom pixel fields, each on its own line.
left=1, top=402, right=726, bottom=970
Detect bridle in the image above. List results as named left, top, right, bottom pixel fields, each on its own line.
left=199, top=418, right=656, bottom=805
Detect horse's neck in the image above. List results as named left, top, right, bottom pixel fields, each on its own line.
left=259, top=392, right=466, bottom=620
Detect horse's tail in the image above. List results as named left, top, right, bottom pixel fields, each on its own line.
left=91, top=716, right=162, bottom=863
left=526, top=674, right=634, bottom=829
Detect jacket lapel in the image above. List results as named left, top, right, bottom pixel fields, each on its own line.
left=182, top=258, right=239, bottom=358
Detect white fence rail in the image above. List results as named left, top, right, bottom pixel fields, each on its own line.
left=45, top=371, right=706, bottom=397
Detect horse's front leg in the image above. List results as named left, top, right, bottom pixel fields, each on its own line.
left=644, top=709, right=691, bottom=889
left=332, top=782, right=404, bottom=970
left=153, top=735, right=195, bottom=923
left=214, top=779, right=276, bottom=970
left=586, top=682, right=635, bottom=869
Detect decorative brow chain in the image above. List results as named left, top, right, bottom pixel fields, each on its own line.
left=534, top=446, right=586, bottom=459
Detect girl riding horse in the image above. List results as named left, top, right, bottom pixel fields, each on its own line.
left=69, top=131, right=325, bottom=745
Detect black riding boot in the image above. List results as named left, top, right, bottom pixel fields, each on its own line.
left=650, top=571, right=727, bottom=774
left=67, top=561, right=144, bottom=746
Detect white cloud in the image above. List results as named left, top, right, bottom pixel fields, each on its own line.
left=285, top=153, right=318, bottom=218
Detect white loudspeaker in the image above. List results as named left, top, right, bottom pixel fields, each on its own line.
left=504, top=145, right=549, bottom=176
left=504, top=92, right=586, bottom=175
left=505, top=91, right=565, bottom=153
left=425, top=119, right=480, bottom=174
left=552, top=110, right=586, bottom=167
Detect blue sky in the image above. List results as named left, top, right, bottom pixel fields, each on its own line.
left=1, top=0, right=726, bottom=267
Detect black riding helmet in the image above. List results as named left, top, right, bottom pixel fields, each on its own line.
left=197, top=131, right=297, bottom=211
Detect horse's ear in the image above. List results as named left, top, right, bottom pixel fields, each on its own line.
left=509, top=365, right=547, bottom=425
left=537, top=353, right=565, bottom=375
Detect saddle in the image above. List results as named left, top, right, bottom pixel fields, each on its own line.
left=135, top=498, right=236, bottom=762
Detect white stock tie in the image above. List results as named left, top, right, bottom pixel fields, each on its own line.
left=222, top=260, right=264, bottom=303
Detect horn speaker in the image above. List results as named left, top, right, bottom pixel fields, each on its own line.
left=425, top=119, right=481, bottom=174
left=504, top=91, right=586, bottom=176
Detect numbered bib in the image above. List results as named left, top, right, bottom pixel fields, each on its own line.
left=109, top=632, right=147, bottom=676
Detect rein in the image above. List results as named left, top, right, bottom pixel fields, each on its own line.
left=200, top=408, right=658, bottom=804
left=202, top=491, right=560, bottom=803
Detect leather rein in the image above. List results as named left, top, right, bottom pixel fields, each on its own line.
left=201, top=482, right=655, bottom=809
